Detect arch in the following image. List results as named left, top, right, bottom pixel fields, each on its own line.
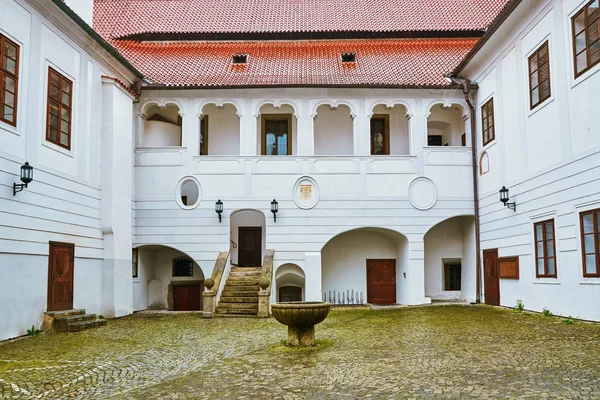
left=426, top=102, right=468, bottom=147
left=255, top=100, right=300, bottom=118
left=479, top=151, right=490, bottom=175
left=423, top=215, right=477, bottom=303
left=424, top=99, right=469, bottom=118
left=321, top=227, right=409, bottom=304
left=230, top=209, right=267, bottom=267
left=132, top=244, right=206, bottom=311
left=275, top=263, right=306, bottom=302
left=369, top=102, right=412, bottom=156
left=368, top=100, right=413, bottom=118
left=140, top=100, right=184, bottom=117
left=197, top=99, right=243, bottom=118
left=139, top=101, right=183, bottom=147
left=311, top=100, right=357, bottom=118
left=313, top=103, right=355, bottom=155
left=198, top=103, right=241, bottom=155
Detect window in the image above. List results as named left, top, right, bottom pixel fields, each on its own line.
left=132, top=249, right=138, bottom=278
left=443, top=261, right=461, bottom=291
left=262, top=115, right=291, bottom=155
left=572, top=0, right=600, bottom=77
left=580, top=209, right=600, bottom=277
left=279, top=286, right=302, bottom=302
left=46, top=68, right=73, bottom=150
left=534, top=220, right=558, bottom=278
left=427, top=135, right=443, bottom=146
left=481, top=98, right=495, bottom=146
left=232, top=54, right=248, bottom=64
left=370, top=115, right=389, bottom=155
left=341, top=52, right=356, bottom=63
left=461, top=133, right=466, bottom=147
left=199, top=115, right=208, bottom=155
left=173, top=256, right=194, bottom=277
left=529, top=41, right=551, bottom=109
left=1, top=34, right=19, bottom=126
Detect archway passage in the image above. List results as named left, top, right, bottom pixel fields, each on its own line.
left=321, top=228, right=408, bottom=305
left=427, top=104, right=466, bottom=147
left=230, top=210, right=267, bottom=267
left=276, top=263, right=305, bottom=302
left=199, top=103, right=241, bottom=155
left=132, top=245, right=205, bottom=311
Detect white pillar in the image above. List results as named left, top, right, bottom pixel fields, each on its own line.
left=304, top=253, right=323, bottom=301
left=181, top=108, right=197, bottom=167
left=461, top=217, right=477, bottom=303
left=297, top=115, right=313, bottom=156
left=100, top=78, right=135, bottom=317
left=407, top=238, right=431, bottom=305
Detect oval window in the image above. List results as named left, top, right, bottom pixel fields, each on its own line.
left=176, top=177, right=202, bottom=209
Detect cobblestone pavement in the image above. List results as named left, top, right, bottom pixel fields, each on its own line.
left=1, top=305, right=599, bottom=399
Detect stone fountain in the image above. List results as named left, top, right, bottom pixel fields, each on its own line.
left=271, top=301, right=331, bottom=347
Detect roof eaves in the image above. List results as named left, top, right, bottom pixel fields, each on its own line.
left=451, top=0, right=523, bottom=77
left=50, top=0, right=144, bottom=80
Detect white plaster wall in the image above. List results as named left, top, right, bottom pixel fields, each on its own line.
left=142, top=121, right=181, bottom=147
left=230, top=210, right=267, bottom=265
left=314, top=105, right=354, bottom=155
left=203, top=104, right=240, bottom=155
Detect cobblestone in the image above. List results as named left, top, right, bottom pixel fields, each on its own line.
left=1, top=305, right=599, bottom=399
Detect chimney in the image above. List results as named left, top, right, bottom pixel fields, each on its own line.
left=62, top=0, right=94, bottom=26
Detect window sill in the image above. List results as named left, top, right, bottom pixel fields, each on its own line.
left=133, top=278, right=141, bottom=283
left=527, top=97, right=555, bottom=118
left=580, top=278, right=600, bottom=285
left=571, top=61, right=600, bottom=89
left=532, top=278, right=561, bottom=285
left=1, top=121, right=19, bottom=136
left=42, top=140, right=74, bottom=158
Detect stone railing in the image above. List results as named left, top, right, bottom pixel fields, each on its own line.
left=202, top=250, right=230, bottom=317
left=257, top=249, right=275, bottom=318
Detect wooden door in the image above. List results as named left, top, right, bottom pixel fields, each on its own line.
left=483, top=249, right=500, bottom=306
left=173, top=285, right=201, bottom=311
left=239, top=227, right=262, bottom=267
left=366, top=259, right=396, bottom=304
left=47, top=242, right=74, bottom=311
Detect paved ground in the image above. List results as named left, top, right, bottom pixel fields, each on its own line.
left=1, top=305, right=599, bottom=399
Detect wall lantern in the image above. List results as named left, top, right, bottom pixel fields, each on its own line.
left=215, top=199, right=223, bottom=223
left=271, top=199, right=279, bottom=222
left=13, top=162, right=34, bottom=196
left=499, top=186, right=516, bottom=212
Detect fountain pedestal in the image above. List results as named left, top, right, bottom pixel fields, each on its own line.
left=271, top=302, right=331, bottom=347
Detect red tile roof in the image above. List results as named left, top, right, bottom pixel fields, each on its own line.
left=114, top=39, right=478, bottom=87
left=94, top=0, right=511, bottom=38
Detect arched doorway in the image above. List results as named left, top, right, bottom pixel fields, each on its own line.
left=275, top=263, right=305, bottom=302
left=321, top=228, right=408, bottom=304
left=230, top=209, right=267, bottom=267
left=132, top=245, right=205, bottom=311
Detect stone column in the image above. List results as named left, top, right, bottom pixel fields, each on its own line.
left=257, top=289, right=270, bottom=318
left=100, top=77, right=135, bottom=318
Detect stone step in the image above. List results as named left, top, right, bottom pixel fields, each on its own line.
left=214, top=313, right=260, bottom=318
left=225, top=279, right=260, bottom=286
left=219, top=296, right=259, bottom=303
left=67, top=319, right=107, bottom=333
left=54, top=314, right=97, bottom=333
left=45, top=309, right=86, bottom=317
left=230, top=267, right=262, bottom=272
left=221, top=291, right=259, bottom=298
left=222, top=286, right=260, bottom=294
left=229, top=271, right=263, bottom=278
left=217, top=302, right=259, bottom=310
left=215, top=308, right=258, bottom=315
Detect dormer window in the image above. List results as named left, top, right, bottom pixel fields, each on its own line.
left=341, top=52, right=356, bottom=63
left=232, top=54, right=248, bottom=64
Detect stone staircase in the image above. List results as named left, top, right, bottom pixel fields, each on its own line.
left=215, top=267, right=262, bottom=317
left=43, top=309, right=107, bottom=333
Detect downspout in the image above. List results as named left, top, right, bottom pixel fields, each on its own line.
left=460, top=79, right=482, bottom=303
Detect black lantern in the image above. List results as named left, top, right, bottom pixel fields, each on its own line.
left=13, top=162, right=34, bottom=196
left=499, top=186, right=516, bottom=212
left=271, top=199, right=279, bottom=222
left=215, top=199, right=223, bottom=223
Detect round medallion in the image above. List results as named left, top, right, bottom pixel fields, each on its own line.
left=292, top=176, right=320, bottom=210
left=175, top=176, right=202, bottom=210
left=409, top=177, right=438, bottom=210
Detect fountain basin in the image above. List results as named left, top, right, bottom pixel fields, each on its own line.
left=271, top=301, right=331, bottom=347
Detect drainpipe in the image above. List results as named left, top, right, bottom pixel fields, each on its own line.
left=447, top=76, right=482, bottom=303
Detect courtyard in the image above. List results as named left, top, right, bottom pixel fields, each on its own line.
left=0, top=305, right=599, bottom=399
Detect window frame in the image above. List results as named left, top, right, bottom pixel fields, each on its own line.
left=172, top=256, right=194, bottom=277
left=528, top=41, right=552, bottom=109
left=132, top=248, right=139, bottom=278
left=199, top=115, right=209, bottom=155
left=481, top=98, right=495, bottom=146
left=534, top=219, right=558, bottom=278
left=571, top=0, right=600, bottom=78
left=46, top=67, right=73, bottom=150
left=580, top=208, right=600, bottom=278
left=370, top=114, right=390, bottom=155
left=261, top=114, right=292, bottom=156
left=443, top=261, right=462, bottom=291
left=0, top=34, right=20, bottom=127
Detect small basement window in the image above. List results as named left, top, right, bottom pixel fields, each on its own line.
left=232, top=54, right=248, bottom=64
left=341, top=52, right=356, bottom=63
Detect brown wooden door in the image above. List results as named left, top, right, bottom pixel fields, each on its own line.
left=239, top=227, right=262, bottom=267
left=483, top=249, right=500, bottom=306
left=47, top=242, right=74, bottom=311
left=173, top=285, right=201, bottom=311
left=366, top=259, right=396, bottom=304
